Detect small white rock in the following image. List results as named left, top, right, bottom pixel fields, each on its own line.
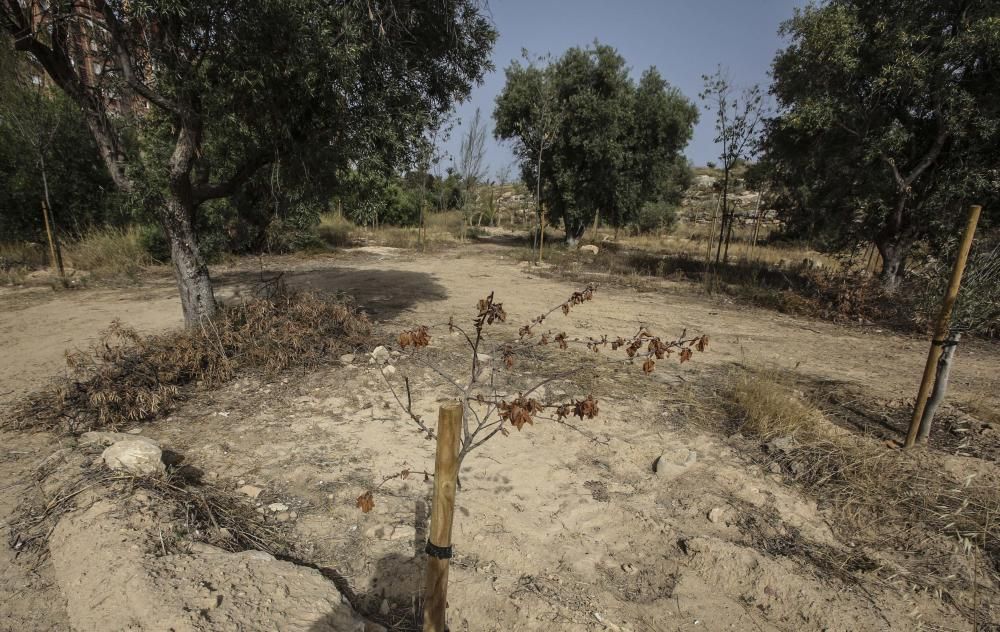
left=267, top=503, right=289, bottom=512
left=238, top=485, right=264, bottom=499
left=101, top=439, right=165, bottom=476
left=381, top=365, right=397, bottom=377
left=371, top=346, right=391, bottom=365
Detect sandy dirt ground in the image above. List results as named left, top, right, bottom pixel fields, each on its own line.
left=1, top=244, right=998, bottom=631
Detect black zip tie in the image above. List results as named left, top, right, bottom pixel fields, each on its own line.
left=931, top=339, right=961, bottom=348
left=425, top=541, right=453, bottom=559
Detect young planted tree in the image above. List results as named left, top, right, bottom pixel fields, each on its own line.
left=495, top=44, right=696, bottom=246
left=2, top=0, right=496, bottom=324
left=357, top=285, right=709, bottom=509
left=457, top=107, right=488, bottom=242
left=700, top=66, right=765, bottom=265
left=491, top=163, right=513, bottom=227
left=493, top=50, right=562, bottom=255
left=762, top=0, right=1000, bottom=290
left=0, top=45, right=115, bottom=244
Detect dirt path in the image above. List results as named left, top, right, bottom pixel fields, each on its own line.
left=238, top=246, right=1000, bottom=411
left=1, top=244, right=997, bottom=631
left=4, top=246, right=995, bottom=410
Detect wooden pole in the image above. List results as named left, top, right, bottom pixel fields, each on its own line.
left=537, top=208, right=546, bottom=264
left=746, top=192, right=763, bottom=261
left=41, top=199, right=64, bottom=277
left=704, top=193, right=721, bottom=287
left=423, top=402, right=463, bottom=632
left=905, top=205, right=981, bottom=448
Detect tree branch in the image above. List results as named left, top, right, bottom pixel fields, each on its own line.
left=191, top=152, right=272, bottom=203
left=98, top=3, right=178, bottom=113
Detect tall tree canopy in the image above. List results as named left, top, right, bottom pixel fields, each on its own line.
left=2, top=0, right=496, bottom=323
left=494, top=43, right=697, bottom=244
left=761, top=0, right=1000, bottom=289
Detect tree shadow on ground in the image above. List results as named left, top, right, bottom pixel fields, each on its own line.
left=213, top=267, right=448, bottom=321
left=308, top=498, right=431, bottom=632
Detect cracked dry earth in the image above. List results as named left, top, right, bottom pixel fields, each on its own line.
left=2, top=244, right=999, bottom=631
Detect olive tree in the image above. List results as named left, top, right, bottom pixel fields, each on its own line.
left=762, top=0, right=1000, bottom=289
left=495, top=43, right=696, bottom=245
left=2, top=0, right=496, bottom=323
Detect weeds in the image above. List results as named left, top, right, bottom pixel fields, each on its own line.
left=319, top=210, right=471, bottom=251
left=707, top=367, right=1000, bottom=623
left=0, top=241, right=47, bottom=285
left=316, top=213, right=356, bottom=248
left=64, top=226, right=151, bottom=279
left=12, top=288, right=372, bottom=432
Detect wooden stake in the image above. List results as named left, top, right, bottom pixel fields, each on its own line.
left=537, top=209, right=546, bottom=264
left=905, top=204, right=981, bottom=448
left=703, top=193, right=721, bottom=289
left=41, top=199, right=64, bottom=277
left=746, top=192, right=763, bottom=261
left=423, top=402, right=463, bottom=632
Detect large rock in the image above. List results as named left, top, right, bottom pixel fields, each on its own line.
left=50, top=501, right=367, bottom=631
left=579, top=244, right=600, bottom=255
left=101, top=439, right=165, bottom=476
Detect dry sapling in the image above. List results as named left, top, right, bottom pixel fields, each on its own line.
left=357, top=284, right=708, bottom=511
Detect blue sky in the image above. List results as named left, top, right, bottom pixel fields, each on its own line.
left=442, top=0, right=808, bottom=176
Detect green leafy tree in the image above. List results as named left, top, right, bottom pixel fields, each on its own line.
left=0, top=44, right=116, bottom=242
left=495, top=43, right=696, bottom=244
left=762, top=0, right=1000, bottom=289
left=2, top=0, right=495, bottom=324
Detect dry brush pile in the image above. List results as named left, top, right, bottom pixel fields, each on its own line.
left=9, top=288, right=373, bottom=432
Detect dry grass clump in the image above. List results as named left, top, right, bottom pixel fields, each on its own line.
left=12, top=289, right=372, bottom=432
left=728, top=370, right=827, bottom=440
left=64, top=226, right=151, bottom=279
left=316, top=212, right=355, bottom=248
left=9, top=460, right=290, bottom=561
left=714, top=368, right=1000, bottom=622
left=131, top=474, right=291, bottom=555
left=0, top=241, right=47, bottom=285
left=316, top=210, right=468, bottom=251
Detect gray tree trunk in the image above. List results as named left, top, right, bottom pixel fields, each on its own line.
left=165, top=125, right=218, bottom=325
left=162, top=196, right=217, bottom=325
left=876, top=237, right=907, bottom=292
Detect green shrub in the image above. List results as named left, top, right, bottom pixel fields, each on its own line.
left=138, top=224, right=171, bottom=263
left=634, top=201, right=678, bottom=235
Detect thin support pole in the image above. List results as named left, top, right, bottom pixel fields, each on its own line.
left=537, top=208, right=546, bottom=264
left=41, top=198, right=64, bottom=277
left=905, top=205, right=981, bottom=448
left=746, top=192, right=763, bottom=261
left=423, top=403, right=463, bottom=632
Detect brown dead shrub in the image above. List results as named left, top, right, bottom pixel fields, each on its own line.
left=11, top=290, right=372, bottom=432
